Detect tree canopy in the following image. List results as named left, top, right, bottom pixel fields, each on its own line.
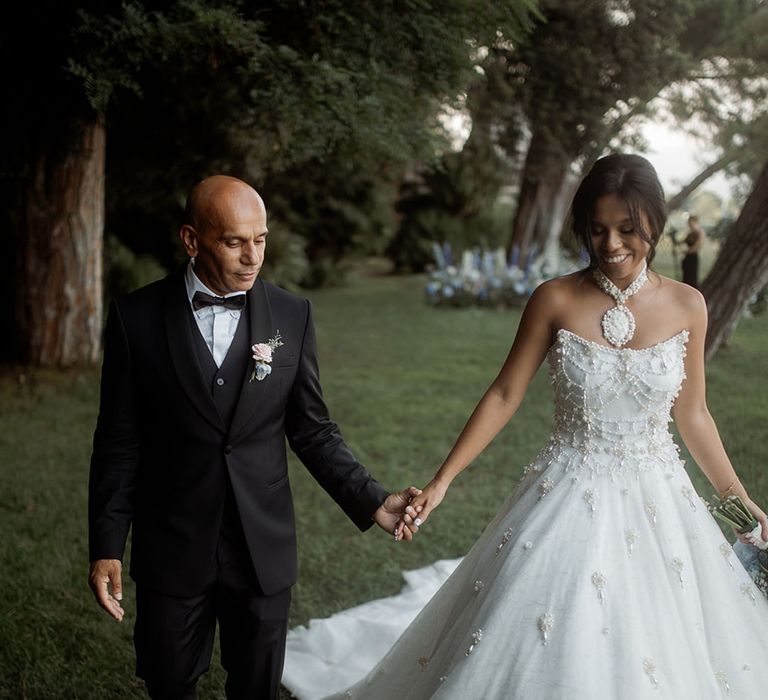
left=391, top=0, right=768, bottom=273
left=1, top=0, right=536, bottom=364
left=2, top=0, right=764, bottom=364
left=90, top=0, right=536, bottom=270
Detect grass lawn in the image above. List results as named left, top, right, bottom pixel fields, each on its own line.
left=1, top=271, right=766, bottom=699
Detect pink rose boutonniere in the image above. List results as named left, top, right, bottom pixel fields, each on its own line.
left=250, top=331, right=284, bottom=382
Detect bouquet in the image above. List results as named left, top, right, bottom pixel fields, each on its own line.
left=708, top=494, right=768, bottom=550
left=709, top=494, right=768, bottom=596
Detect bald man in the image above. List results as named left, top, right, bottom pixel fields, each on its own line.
left=88, top=176, right=420, bottom=699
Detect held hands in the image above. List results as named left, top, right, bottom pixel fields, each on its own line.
left=88, top=559, right=125, bottom=622
left=374, top=486, right=423, bottom=542
left=393, top=478, right=448, bottom=538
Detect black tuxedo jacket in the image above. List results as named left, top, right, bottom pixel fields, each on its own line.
left=88, top=270, right=388, bottom=597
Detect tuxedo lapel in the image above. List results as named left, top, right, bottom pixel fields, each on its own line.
left=164, top=273, right=226, bottom=433
left=229, top=278, right=274, bottom=441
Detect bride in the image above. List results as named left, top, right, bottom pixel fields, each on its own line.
left=310, top=154, right=768, bottom=699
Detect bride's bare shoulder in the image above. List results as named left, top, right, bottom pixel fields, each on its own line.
left=524, top=271, right=590, bottom=326
left=650, top=272, right=707, bottom=326
left=532, top=270, right=590, bottom=301
left=652, top=273, right=704, bottom=305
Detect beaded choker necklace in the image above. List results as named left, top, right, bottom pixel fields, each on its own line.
left=592, top=262, right=648, bottom=347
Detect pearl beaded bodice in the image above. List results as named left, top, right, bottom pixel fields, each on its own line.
left=541, top=328, right=689, bottom=476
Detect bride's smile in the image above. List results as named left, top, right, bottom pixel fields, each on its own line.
left=590, top=193, right=652, bottom=288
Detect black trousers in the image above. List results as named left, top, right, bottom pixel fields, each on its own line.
left=134, top=525, right=291, bottom=700
left=682, top=252, right=699, bottom=289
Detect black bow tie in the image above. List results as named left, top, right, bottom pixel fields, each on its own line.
left=192, top=291, right=246, bottom=311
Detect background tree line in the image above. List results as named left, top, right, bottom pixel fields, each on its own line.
left=1, top=0, right=766, bottom=367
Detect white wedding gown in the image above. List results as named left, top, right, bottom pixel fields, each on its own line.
left=284, top=328, right=768, bottom=699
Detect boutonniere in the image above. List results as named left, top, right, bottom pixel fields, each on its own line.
left=250, top=332, right=284, bottom=382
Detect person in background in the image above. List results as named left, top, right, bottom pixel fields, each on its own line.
left=681, top=214, right=705, bottom=289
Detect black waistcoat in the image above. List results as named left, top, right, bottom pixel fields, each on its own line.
left=188, top=304, right=251, bottom=544
left=188, top=304, right=250, bottom=427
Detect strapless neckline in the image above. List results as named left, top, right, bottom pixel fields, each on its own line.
left=555, top=327, right=689, bottom=354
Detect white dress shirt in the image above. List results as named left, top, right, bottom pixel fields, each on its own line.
left=185, top=262, right=246, bottom=367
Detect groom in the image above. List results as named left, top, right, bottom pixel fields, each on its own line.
left=88, top=175, right=420, bottom=699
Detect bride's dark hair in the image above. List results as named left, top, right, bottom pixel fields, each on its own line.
left=571, top=153, right=667, bottom=267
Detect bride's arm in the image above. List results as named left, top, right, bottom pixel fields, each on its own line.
left=672, top=288, right=768, bottom=541
left=401, top=281, right=558, bottom=530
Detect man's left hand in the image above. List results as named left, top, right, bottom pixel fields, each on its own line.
left=373, top=486, right=423, bottom=542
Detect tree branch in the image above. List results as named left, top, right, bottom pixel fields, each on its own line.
left=666, top=154, right=734, bottom=212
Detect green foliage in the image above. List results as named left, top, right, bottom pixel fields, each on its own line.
left=263, top=163, right=400, bottom=287
left=67, top=2, right=157, bottom=112
left=388, top=181, right=512, bottom=272
left=1, top=0, right=538, bottom=292
left=749, top=286, right=767, bottom=317
left=104, top=235, right=167, bottom=301
left=1, top=274, right=767, bottom=697
left=258, top=222, right=310, bottom=292
left=389, top=49, right=526, bottom=272
left=660, top=1, right=768, bottom=185
left=393, top=0, right=734, bottom=267
left=89, top=0, right=536, bottom=284
left=505, top=0, right=702, bottom=167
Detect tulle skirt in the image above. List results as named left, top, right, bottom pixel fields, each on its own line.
left=285, top=448, right=768, bottom=699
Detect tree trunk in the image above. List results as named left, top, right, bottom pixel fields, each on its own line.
left=666, top=154, right=733, bottom=213
left=507, top=131, right=571, bottom=263
left=701, top=161, right=768, bottom=360
left=15, top=119, right=105, bottom=366
left=507, top=172, right=541, bottom=259
left=545, top=170, right=580, bottom=257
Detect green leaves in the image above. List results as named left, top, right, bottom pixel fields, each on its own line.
left=2, top=0, right=539, bottom=286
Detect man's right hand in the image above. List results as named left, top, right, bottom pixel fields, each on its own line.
left=88, top=559, right=125, bottom=622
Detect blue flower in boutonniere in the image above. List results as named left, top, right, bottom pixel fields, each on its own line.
left=250, top=331, right=284, bottom=382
